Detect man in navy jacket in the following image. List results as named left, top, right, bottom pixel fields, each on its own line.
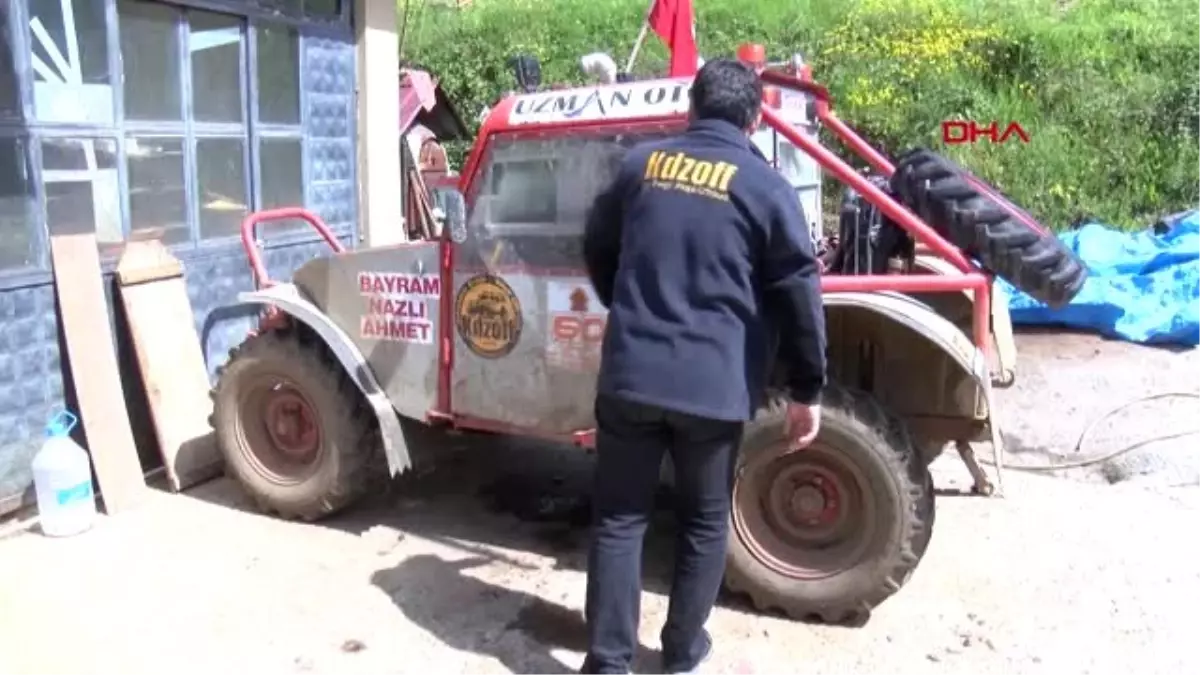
left=581, top=58, right=828, bottom=674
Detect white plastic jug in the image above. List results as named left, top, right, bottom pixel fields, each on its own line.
left=31, top=410, right=97, bottom=537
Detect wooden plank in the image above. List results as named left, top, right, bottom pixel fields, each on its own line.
left=116, top=240, right=222, bottom=492
left=50, top=233, right=148, bottom=514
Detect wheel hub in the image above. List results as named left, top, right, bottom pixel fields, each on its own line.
left=767, top=464, right=849, bottom=542
left=235, top=374, right=326, bottom=486
left=733, top=444, right=877, bottom=580
left=790, top=483, right=835, bottom=525
left=263, top=387, right=320, bottom=461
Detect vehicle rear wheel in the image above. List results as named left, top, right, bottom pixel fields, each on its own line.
left=725, top=386, right=935, bottom=624
left=890, top=148, right=1088, bottom=308
left=211, top=328, right=381, bottom=520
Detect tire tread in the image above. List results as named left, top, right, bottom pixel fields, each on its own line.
left=211, top=327, right=381, bottom=521
left=725, top=385, right=935, bottom=624
left=890, top=148, right=1088, bottom=308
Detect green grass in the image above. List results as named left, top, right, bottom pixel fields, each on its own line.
left=403, top=0, right=1199, bottom=230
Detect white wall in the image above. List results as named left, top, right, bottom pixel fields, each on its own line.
left=355, top=0, right=404, bottom=246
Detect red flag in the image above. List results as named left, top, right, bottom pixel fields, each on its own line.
left=646, top=0, right=698, bottom=78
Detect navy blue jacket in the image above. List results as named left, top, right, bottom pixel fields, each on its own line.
left=584, top=118, right=827, bottom=422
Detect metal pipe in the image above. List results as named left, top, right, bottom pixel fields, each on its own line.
left=761, top=106, right=975, bottom=273
left=817, top=110, right=896, bottom=176
left=240, top=207, right=345, bottom=289
left=624, top=23, right=651, bottom=74
left=769, top=64, right=897, bottom=176
left=821, top=273, right=985, bottom=294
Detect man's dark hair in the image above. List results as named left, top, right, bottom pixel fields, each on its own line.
left=688, top=58, right=763, bottom=130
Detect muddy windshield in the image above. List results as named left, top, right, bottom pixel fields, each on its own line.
left=461, top=125, right=680, bottom=271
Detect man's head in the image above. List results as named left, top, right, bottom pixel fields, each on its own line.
left=688, top=58, right=763, bottom=134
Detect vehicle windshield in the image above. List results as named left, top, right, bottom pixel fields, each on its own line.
left=475, top=128, right=675, bottom=231
left=460, top=125, right=680, bottom=271
left=456, top=114, right=820, bottom=272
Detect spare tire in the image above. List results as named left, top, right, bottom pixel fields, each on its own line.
left=890, top=148, right=1087, bottom=308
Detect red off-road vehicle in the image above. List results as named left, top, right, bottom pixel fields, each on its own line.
left=212, top=44, right=1085, bottom=622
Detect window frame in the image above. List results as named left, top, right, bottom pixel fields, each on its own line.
left=0, top=0, right=348, bottom=286
left=245, top=15, right=307, bottom=245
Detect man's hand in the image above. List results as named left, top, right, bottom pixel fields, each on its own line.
left=784, top=402, right=821, bottom=451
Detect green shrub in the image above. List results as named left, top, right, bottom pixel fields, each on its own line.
left=404, top=0, right=1199, bottom=229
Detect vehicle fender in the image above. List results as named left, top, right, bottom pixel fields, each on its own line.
left=823, top=292, right=1008, bottom=492
left=912, top=255, right=1018, bottom=385
left=235, top=284, right=412, bottom=476
left=823, top=291, right=992, bottom=402
left=680, top=293, right=1007, bottom=490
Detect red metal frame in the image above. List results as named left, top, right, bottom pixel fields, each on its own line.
left=441, top=96, right=695, bottom=420
left=436, top=212, right=454, bottom=415
left=233, top=61, right=995, bottom=448
left=765, top=69, right=896, bottom=176
left=240, top=207, right=346, bottom=290
left=432, top=63, right=995, bottom=443
left=766, top=67, right=993, bottom=352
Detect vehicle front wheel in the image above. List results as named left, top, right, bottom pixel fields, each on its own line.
left=211, top=329, right=381, bottom=521
left=725, top=386, right=935, bottom=624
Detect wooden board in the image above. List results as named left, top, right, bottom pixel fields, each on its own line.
left=116, top=240, right=222, bottom=492
left=49, top=233, right=148, bottom=514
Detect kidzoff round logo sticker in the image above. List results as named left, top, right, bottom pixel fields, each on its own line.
left=455, top=275, right=522, bottom=358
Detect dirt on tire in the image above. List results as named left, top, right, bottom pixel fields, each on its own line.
left=724, top=386, right=935, bottom=624
left=890, top=148, right=1088, bottom=308
left=210, top=328, right=381, bottom=521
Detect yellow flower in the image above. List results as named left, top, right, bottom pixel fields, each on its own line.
left=822, top=3, right=1002, bottom=81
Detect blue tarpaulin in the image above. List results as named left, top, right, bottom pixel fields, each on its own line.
left=1000, top=210, right=1200, bottom=347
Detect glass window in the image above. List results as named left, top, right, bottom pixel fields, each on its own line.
left=118, top=0, right=181, bottom=121
left=127, top=137, right=188, bottom=244
left=306, top=0, right=339, bottom=18
left=260, top=138, right=303, bottom=209
left=196, top=137, right=247, bottom=239
left=256, top=23, right=300, bottom=125
left=1, top=5, right=21, bottom=117
left=42, top=137, right=122, bottom=244
left=487, top=159, right=557, bottom=225
left=270, top=0, right=302, bottom=13
left=189, top=11, right=243, bottom=123
left=482, top=132, right=669, bottom=227
left=259, top=137, right=304, bottom=234
left=0, top=137, right=35, bottom=269
left=27, top=0, right=113, bottom=124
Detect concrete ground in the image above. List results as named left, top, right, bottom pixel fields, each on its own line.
left=1, top=331, right=1198, bottom=675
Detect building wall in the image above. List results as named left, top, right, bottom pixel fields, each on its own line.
left=0, top=0, right=359, bottom=513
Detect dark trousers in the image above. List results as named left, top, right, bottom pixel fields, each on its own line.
left=583, top=394, right=743, bottom=674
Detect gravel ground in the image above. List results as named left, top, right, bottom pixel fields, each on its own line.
left=0, top=330, right=1197, bottom=675
left=992, top=329, right=1200, bottom=486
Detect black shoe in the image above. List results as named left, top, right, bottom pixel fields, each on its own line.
left=665, top=629, right=712, bottom=674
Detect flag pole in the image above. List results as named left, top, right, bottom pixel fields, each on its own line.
left=624, top=23, right=650, bottom=74
left=623, top=0, right=656, bottom=74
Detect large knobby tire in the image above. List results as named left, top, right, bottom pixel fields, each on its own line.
left=725, top=386, right=934, bottom=624
left=211, top=328, right=381, bottom=521
left=890, top=148, right=1087, bottom=308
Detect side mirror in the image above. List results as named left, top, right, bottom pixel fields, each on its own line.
left=439, top=189, right=468, bottom=243
left=431, top=206, right=447, bottom=237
